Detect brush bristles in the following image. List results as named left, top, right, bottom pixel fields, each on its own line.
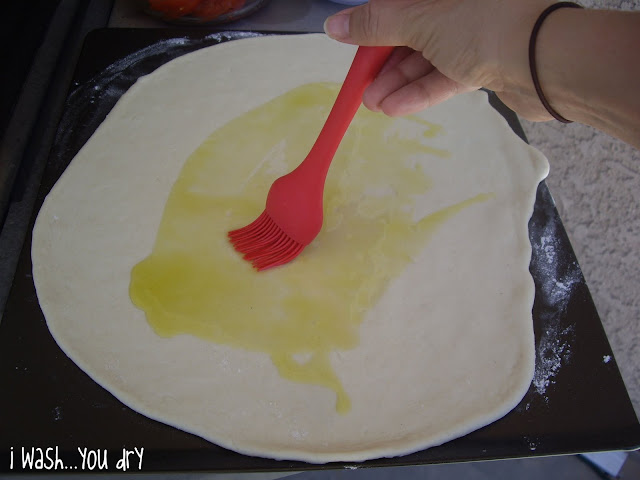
left=228, top=211, right=305, bottom=271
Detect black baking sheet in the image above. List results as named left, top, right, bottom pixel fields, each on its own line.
left=1, top=29, right=639, bottom=474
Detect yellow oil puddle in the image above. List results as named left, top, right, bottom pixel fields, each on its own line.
left=130, top=82, right=490, bottom=413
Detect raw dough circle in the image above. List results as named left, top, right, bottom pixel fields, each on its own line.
left=32, top=34, right=549, bottom=463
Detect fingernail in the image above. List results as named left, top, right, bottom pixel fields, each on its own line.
left=324, top=14, right=351, bottom=40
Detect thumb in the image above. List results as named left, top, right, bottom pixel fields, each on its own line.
left=324, top=3, right=404, bottom=46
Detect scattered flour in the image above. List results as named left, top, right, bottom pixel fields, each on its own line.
left=523, top=435, right=538, bottom=451
left=532, top=324, right=574, bottom=397
left=204, top=31, right=261, bottom=42
left=290, top=430, right=308, bottom=441
left=528, top=193, right=584, bottom=400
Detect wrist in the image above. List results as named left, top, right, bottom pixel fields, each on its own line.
left=498, top=6, right=640, bottom=148
left=527, top=8, right=640, bottom=140
left=490, top=1, right=558, bottom=120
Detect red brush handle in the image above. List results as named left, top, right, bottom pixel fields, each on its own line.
left=260, top=46, right=395, bottom=248
left=297, top=46, right=394, bottom=178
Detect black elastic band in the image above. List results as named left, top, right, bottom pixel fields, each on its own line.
left=529, top=2, right=583, bottom=123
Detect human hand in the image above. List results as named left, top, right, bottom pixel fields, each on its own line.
left=324, top=0, right=555, bottom=120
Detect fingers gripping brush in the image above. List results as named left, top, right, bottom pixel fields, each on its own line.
left=228, top=46, right=394, bottom=271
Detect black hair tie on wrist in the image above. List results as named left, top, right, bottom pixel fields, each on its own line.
left=529, top=2, right=583, bottom=123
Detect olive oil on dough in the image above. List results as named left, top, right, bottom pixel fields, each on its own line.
left=130, top=82, right=491, bottom=414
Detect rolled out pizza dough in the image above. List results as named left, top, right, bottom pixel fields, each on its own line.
left=32, top=34, right=549, bottom=463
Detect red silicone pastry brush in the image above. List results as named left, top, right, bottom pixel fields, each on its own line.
left=228, top=46, right=394, bottom=271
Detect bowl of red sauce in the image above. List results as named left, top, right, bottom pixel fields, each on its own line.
left=142, top=0, right=270, bottom=25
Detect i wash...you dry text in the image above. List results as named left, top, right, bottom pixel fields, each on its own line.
left=9, top=446, right=144, bottom=471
